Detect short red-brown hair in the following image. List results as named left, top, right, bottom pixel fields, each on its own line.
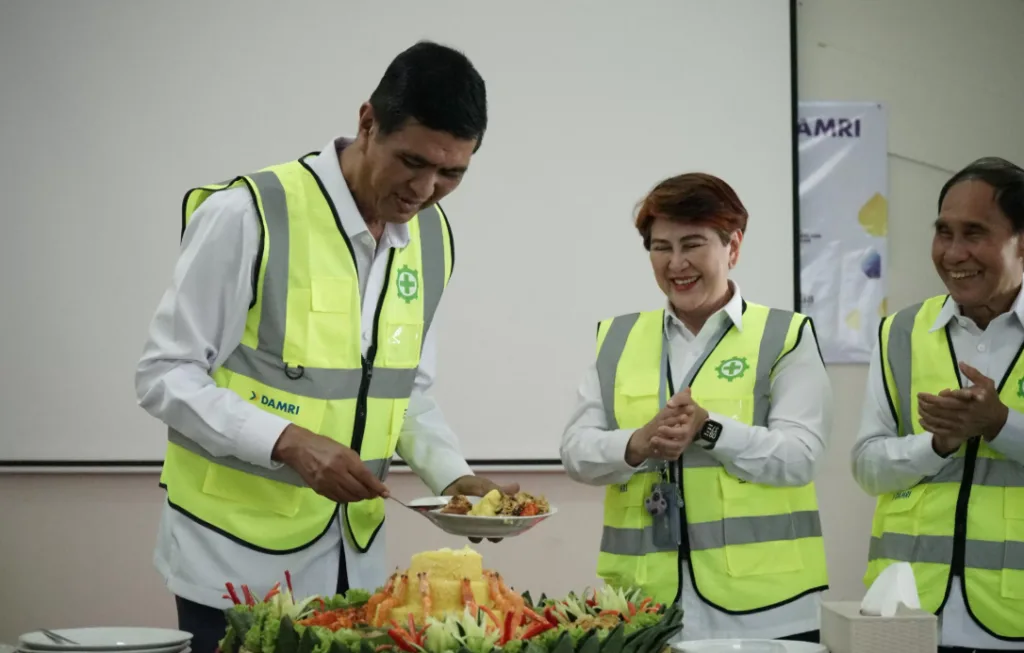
left=634, top=172, right=749, bottom=249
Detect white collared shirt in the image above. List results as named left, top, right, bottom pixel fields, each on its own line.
left=135, top=138, right=472, bottom=607
left=851, top=282, right=1024, bottom=650
left=560, top=283, right=834, bottom=640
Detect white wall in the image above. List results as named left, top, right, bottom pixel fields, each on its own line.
left=3, top=0, right=1024, bottom=644
left=0, top=0, right=795, bottom=465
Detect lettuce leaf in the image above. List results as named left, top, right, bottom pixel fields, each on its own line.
left=343, top=589, right=371, bottom=606
left=218, top=627, right=238, bottom=653
left=500, top=640, right=525, bottom=653
left=244, top=609, right=270, bottom=653
left=324, top=588, right=371, bottom=611
left=330, top=628, right=365, bottom=652
left=260, top=617, right=282, bottom=653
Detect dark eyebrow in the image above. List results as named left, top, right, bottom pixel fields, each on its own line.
left=400, top=151, right=467, bottom=175
left=935, top=217, right=989, bottom=231
left=650, top=234, right=707, bottom=246
left=400, top=152, right=433, bottom=166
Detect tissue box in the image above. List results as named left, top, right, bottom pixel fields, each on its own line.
left=821, top=601, right=937, bottom=653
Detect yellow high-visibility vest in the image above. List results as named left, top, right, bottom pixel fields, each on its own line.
left=868, top=294, right=1024, bottom=639
left=158, top=153, right=453, bottom=553
left=593, top=303, right=829, bottom=612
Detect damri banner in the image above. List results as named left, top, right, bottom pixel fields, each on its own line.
left=797, top=101, right=888, bottom=365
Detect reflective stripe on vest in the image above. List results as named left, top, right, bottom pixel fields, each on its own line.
left=869, top=294, right=1024, bottom=639
left=593, top=304, right=829, bottom=612
left=160, top=156, right=452, bottom=553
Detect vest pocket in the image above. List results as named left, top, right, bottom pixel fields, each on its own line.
left=700, top=398, right=746, bottom=422
left=719, top=474, right=803, bottom=577
left=598, top=482, right=649, bottom=589
left=1002, top=488, right=1024, bottom=599
left=307, top=278, right=357, bottom=367
left=380, top=322, right=424, bottom=367
left=310, top=277, right=353, bottom=313
left=617, top=378, right=660, bottom=422
left=596, top=556, right=641, bottom=593
left=880, top=485, right=925, bottom=531
left=201, top=464, right=303, bottom=518
left=606, top=478, right=652, bottom=509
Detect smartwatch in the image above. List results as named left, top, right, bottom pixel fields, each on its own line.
left=696, top=419, right=723, bottom=450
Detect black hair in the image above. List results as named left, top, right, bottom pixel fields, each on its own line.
left=938, top=156, right=1024, bottom=232
left=369, top=40, right=487, bottom=151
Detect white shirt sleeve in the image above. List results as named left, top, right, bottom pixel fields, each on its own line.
left=559, top=358, right=647, bottom=488
left=134, top=188, right=290, bottom=469
left=703, top=320, right=833, bottom=486
left=988, top=410, right=1024, bottom=465
left=394, top=301, right=474, bottom=495
left=850, top=336, right=954, bottom=496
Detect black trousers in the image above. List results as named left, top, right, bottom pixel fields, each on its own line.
left=175, top=596, right=227, bottom=653
left=778, top=630, right=819, bottom=642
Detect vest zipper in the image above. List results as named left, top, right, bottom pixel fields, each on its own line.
left=671, top=458, right=688, bottom=604
left=950, top=437, right=979, bottom=580
left=349, top=251, right=396, bottom=456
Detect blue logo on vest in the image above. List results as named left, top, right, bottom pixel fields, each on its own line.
left=248, top=390, right=300, bottom=415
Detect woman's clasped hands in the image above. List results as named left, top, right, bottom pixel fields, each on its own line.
left=625, top=388, right=709, bottom=466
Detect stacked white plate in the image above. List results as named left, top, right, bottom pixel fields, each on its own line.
left=17, top=628, right=191, bottom=653
left=672, top=640, right=827, bottom=652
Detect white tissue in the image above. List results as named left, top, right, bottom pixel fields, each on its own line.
left=859, top=562, right=921, bottom=617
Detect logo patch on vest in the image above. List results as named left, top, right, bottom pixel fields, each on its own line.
left=715, top=356, right=749, bottom=381
left=1017, top=376, right=1024, bottom=399
left=248, top=390, right=301, bottom=415
left=893, top=489, right=912, bottom=500
left=396, top=265, right=419, bottom=303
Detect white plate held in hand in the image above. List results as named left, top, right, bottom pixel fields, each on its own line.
left=416, top=495, right=557, bottom=538
left=19, top=628, right=191, bottom=651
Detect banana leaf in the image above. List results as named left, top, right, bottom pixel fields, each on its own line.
left=295, top=627, right=318, bottom=653
left=575, top=629, right=601, bottom=653
left=275, top=616, right=300, bottom=653
left=598, top=623, right=626, bottom=653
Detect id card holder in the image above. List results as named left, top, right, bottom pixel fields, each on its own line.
left=645, top=482, right=682, bottom=549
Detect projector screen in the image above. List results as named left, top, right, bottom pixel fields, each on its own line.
left=0, top=0, right=798, bottom=468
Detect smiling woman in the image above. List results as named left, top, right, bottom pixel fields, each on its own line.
left=634, top=174, right=749, bottom=335
left=559, top=170, right=834, bottom=641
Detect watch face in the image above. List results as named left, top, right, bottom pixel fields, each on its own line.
left=701, top=420, right=722, bottom=444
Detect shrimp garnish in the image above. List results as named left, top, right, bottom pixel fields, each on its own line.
left=496, top=572, right=543, bottom=625
left=485, top=571, right=510, bottom=612
left=496, top=573, right=523, bottom=610
left=374, top=573, right=408, bottom=626
left=419, top=572, right=433, bottom=620
left=461, top=577, right=479, bottom=617
left=366, top=573, right=396, bottom=622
